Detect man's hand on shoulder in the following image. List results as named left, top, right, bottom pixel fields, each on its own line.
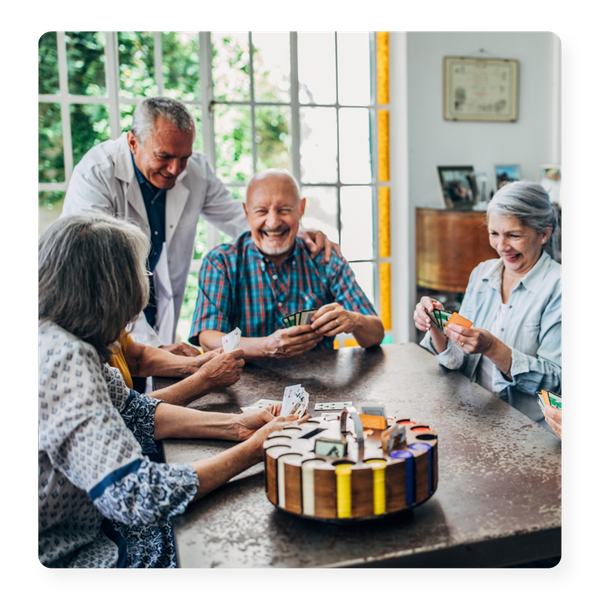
left=297, top=228, right=341, bottom=263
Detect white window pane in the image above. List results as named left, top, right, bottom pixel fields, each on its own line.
left=300, top=107, right=338, bottom=184
left=349, top=262, right=375, bottom=307
left=301, top=186, right=339, bottom=245
left=339, top=108, right=372, bottom=184
left=252, top=32, right=290, bottom=103
left=340, top=186, right=373, bottom=261
left=298, top=32, right=336, bottom=105
left=337, top=32, right=371, bottom=106
left=212, top=32, right=250, bottom=102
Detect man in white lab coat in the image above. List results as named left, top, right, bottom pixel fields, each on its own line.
left=62, top=97, right=335, bottom=356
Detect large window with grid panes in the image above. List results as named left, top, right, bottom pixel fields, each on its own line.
left=38, top=31, right=391, bottom=344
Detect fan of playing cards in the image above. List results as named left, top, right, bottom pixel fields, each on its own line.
left=281, top=384, right=309, bottom=418
left=282, top=309, right=318, bottom=328
left=537, top=389, right=561, bottom=411
left=241, top=384, right=309, bottom=418
left=426, top=309, right=473, bottom=335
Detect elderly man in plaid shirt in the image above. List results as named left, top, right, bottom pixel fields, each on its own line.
left=189, top=169, right=384, bottom=359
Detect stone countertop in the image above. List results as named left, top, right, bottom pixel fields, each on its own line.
left=158, top=343, right=561, bottom=568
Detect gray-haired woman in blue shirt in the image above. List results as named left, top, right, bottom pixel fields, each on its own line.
left=414, top=181, right=561, bottom=430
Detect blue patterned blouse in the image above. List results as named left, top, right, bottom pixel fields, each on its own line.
left=38, top=321, right=198, bottom=568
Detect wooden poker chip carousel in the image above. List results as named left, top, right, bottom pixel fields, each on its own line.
left=263, top=407, right=438, bottom=521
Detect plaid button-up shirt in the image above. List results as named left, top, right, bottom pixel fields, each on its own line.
left=188, top=232, right=377, bottom=350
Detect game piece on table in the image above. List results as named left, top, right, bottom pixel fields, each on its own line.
left=358, top=413, right=388, bottom=430
left=361, top=406, right=387, bottom=418
left=381, top=423, right=406, bottom=451
left=314, top=437, right=348, bottom=458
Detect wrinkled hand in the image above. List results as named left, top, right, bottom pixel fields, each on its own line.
left=310, top=303, right=356, bottom=337
left=544, top=405, right=562, bottom=438
left=297, top=229, right=341, bottom=263
left=266, top=325, right=323, bottom=358
left=192, top=347, right=225, bottom=368
left=160, top=342, right=201, bottom=357
left=444, top=324, right=495, bottom=355
left=239, top=412, right=311, bottom=459
left=413, top=296, right=445, bottom=333
left=195, top=348, right=245, bottom=390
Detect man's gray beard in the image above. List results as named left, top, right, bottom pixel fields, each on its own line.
left=260, top=239, right=294, bottom=256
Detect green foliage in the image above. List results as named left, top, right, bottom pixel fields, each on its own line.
left=39, top=31, right=291, bottom=336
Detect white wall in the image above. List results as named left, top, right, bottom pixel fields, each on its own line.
left=389, top=31, right=561, bottom=342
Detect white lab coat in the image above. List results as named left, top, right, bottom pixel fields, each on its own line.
left=61, top=133, right=248, bottom=346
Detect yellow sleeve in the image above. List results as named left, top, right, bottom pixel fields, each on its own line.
left=107, top=330, right=134, bottom=389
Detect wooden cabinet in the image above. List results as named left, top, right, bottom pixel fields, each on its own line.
left=416, top=208, right=498, bottom=293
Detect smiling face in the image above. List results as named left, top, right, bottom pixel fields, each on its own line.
left=127, top=115, right=194, bottom=189
left=488, top=213, right=550, bottom=277
left=244, top=172, right=306, bottom=265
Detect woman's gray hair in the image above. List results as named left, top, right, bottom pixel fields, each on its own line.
left=39, top=213, right=150, bottom=363
left=131, top=97, right=196, bottom=145
left=487, top=181, right=559, bottom=260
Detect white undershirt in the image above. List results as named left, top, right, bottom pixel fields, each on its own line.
left=477, top=303, right=508, bottom=393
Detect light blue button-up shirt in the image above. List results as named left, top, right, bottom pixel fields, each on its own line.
left=421, top=251, right=561, bottom=423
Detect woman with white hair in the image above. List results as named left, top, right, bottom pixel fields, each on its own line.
left=38, top=213, right=298, bottom=568
left=414, top=181, right=561, bottom=430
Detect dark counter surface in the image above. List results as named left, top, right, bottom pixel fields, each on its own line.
left=158, top=343, right=561, bottom=568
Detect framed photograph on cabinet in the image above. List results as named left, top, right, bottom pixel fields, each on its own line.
left=495, top=165, right=520, bottom=190
left=443, top=56, right=519, bottom=122
left=436, top=166, right=476, bottom=210
left=538, top=164, right=561, bottom=206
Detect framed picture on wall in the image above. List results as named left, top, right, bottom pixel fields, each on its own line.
left=538, top=164, right=561, bottom=206
left=495, top=165, right=520, bottom=190
left=443, top=56, right=519, bottom=122
left=436, top=166, right=476, bottom=210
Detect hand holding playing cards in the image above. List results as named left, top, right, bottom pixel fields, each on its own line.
left=234, top=409, right=299, bottom=442
left=266, top=325, right=324, bottom=358
left=445, top=324, right=513, bottom=378
left=413, top=296, right=445, bottom=333
left=543, top=404, right=562, bottom=438
left=444, top=324, right=495, bottom=355
left=311, top=303, right=356, bottom=336
left=297, top=228, right=342, bottom=263
left=310, top=303, right=385, bottom=348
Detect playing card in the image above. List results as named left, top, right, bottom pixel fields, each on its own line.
left=425, top=309, right=442, bottom=331
left=282, top=384, right=303, bottom=416
left=222, top=327, right=241, bottom=352
left=315, top=401, right=353, bottom=411
left=382, top=424, right=406, bottom=451
left=447, top=312, right=473, bottom=328
left=547, top=391, right=562, bottom=409
left=290, top=389, right=309, bottom=418
left=436, top=308, right=452, bottom=331
left=300, top=309, right=317, bottom=325
left=241, top=399, right=282, bottom=412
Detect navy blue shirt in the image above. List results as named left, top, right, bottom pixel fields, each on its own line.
left=131, top=155, right=168, bottom=328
